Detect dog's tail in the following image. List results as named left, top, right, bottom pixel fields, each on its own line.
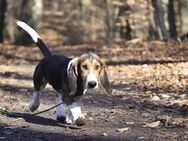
left=16, top=21, right=51, bottom=57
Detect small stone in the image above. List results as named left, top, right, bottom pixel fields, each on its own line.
left=142, top=113, right=151, bottom=118
left=75, top=117, right=86, bottom=126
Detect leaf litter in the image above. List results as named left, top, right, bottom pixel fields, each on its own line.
left=0, top=21, right=188, bottom=140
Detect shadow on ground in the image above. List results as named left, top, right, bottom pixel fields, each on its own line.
left=0, top=123, right=129, bottom=141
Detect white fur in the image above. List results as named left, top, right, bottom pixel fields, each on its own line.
left=55, top=95, right=72, bottom=124
left=16, top=21, right=40, bottom=42
left=29, top=91, right=40, bottom=112
left=55, top=95, right=65, bottom=118
left=68, top=102, right=82, bottom=122
left=55, top=95, right=83, bottom=124
left=86, top=72, right=98, bottom=89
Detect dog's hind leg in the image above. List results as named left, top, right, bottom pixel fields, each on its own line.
left=29, top=91, right=40, bottom=112
left=29, top=64, right=47, bottom=112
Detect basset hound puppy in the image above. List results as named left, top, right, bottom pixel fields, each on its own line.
left=16, top=21, right=111, bottom=126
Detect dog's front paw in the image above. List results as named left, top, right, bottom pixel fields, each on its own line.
left=74, top=117, right=86, bottom=126
left=56, top=116, right=66, bottom=123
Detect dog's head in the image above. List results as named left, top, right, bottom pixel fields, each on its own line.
left=68, top=53, right=111, bottom=96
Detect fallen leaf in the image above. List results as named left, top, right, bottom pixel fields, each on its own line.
left=100, top=132, right=107, bottom=136
left=88, top=117, right=93, bottom=121
left=116, top=127, right=129, bottom=133
left=125, top=122, right=134, bottom=125
left=171, top=99, right=188, bottom=106
left=143, top=121, right=160, bottom=128
left=161, top=94, right=170, bottom=100
left=151, top=95, right=160, bottom=101
left=157, top=116, right=186, bottom=127
left=180, top=94, right=186, bottom=99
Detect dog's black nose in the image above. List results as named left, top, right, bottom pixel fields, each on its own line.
left=88, top=81, right=97, bottom=88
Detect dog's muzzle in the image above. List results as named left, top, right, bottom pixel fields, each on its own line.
left=86, top=72, right=98, bottom=89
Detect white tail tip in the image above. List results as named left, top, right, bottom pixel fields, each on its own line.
left=16, top=20, right=40, bottom=43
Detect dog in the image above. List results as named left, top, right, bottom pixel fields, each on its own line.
left=16, top=21, right=110, bottom=126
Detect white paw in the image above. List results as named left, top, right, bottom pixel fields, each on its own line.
left=65, top=116, right=73, bottom=124
left=68, top=102, right=82, bottom=122
left=65, top=114, right=85, bottom=125
left=29, top=91, right=40, bottom=112
left=29, top=101, right=40, bottom=112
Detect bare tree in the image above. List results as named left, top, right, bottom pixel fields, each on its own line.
left=0, top=0, right=6, bottom=42
left=168, top=0, right=177, bottom=39
left=150, top=0, right=168, bottom=40
left=104, top=0, right=114, bottom=41
left=179, top=0, right=188, bottom=35
left=5, top=0, right=43, bottom=44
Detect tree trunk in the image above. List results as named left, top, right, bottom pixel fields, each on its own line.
left=5, top=0, right=43, bottom=45
left=168, top=0, right=177, bottom=39
left=0, top=0, right=6, bottom=43
left=151, top=0, right=168, bottom=40
left=179, top=0, right=188, bottom=35
left=104, top=0, right=114, bottom=41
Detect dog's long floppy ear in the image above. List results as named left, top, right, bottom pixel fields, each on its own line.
left=99, top=60, right=111, bottom=95
left=68, top=58, right=79, bottom=96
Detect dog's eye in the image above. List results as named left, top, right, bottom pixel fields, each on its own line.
left=95, top=65, right=100, bottom=70
left=82, top=65, right=88, bottom=70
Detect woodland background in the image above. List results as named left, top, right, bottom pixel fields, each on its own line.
left=1, top=0, right=188, bottom=44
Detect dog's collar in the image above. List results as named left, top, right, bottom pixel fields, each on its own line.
left=67, top=57, right=79, bottom=78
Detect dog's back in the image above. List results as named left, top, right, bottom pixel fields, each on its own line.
left=39, top=55, right=71, bottom=92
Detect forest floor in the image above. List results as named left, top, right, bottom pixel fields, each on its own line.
left=0, top=13, right=188, bottom=141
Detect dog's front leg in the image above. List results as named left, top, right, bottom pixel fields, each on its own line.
left=55, top=95, right=67, bottom=123
left=67, top=102, right=85, bottom=126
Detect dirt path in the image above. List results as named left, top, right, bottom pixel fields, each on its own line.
left=0, top=12, right=188, bottom=141
left=0, top=46, right=188, bottom=140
